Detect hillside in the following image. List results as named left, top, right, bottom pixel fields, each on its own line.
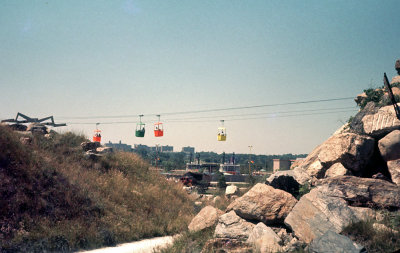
left=0, top=125, right=193, bottom=252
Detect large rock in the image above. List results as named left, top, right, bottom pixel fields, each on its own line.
left=266, top=168, right=310, bottom=196
left=317, top=176, right=400, bottom=209
left=226, top=183, right=297, bottom=224
left=188, top=206, right=223, bottom=232
left=293, top=133, right=375, bottom=177
left=284, top=187, right=363, bottom=243
left=387, top=159, right=400, bottom=186
left=225, top=185, right=239, bottom=197
left=378, top=130, right=400, bottom=162
left=355, top=103, right=400, bottom=137
left=247, top=223, right=282, bottom=253
left=214, top=211, right=255, bottom=240
left=324, top=163, right=351, bottom=178
left=309, top=230, right=365, bottom=253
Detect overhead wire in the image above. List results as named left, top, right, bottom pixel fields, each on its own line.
left=64, top=107, right=357, bottom=125
left=57, top=96, right=354, bottom=120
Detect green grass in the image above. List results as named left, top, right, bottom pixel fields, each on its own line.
left=0, top=125, right=194, bottom=252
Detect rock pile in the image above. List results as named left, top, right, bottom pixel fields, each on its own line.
left=188, top=65, right=400, bottom=252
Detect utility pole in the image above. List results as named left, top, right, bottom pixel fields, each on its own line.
left=155, top=144, right=159, bottom=170
left=248, top=145, right=253, bottom=176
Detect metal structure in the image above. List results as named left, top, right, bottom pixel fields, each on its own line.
left=1, top=112, right=66, bottom=127
left=383, top=73, right=400, bottom=120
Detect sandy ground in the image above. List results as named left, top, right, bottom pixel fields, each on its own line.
left=78, top=235, right=177, bottom=253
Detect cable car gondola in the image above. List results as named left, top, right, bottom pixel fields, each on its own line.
left=154, top=114, right=164, bottom=137
left=218, top=120, right=226, bottom=141
left=135, top=115, right=145, bottom=137
left=93, top=123, right=101, bottom=143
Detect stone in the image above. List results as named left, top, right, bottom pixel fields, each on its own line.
left=19, top=136, right=32, bottom=145
left=96, top=147, right=113, bottom=154
left=225, top=185, right=239, bottom=196
left=378, top=130, right=400, bottom=162
left=213, top=195, right=222, bottom=204
left=188, top=206, right=223, bottom=232
left=266, top=168, right=310, bottom=196
left=318, top=133, right=375, bottom=173
left=214, top=211, right=255, bottom=240
left=324, top=163, right=351, bottom=178
left=81, top=141, right=100, bottom=151
left=309, top=230, right=365, bottom=253
left=226, top=183, right=297, bottom=224
left=348, top=206, right=378, bottom=221
left=391, top=76, right=400, bottom=85
left=247, top=223, right=282, bottom=253
left=27, top=123, right=48, bottom=134
left=293, top=133, right=375, bottom=177
left=284, top=187, right=362, bottom=243
left=387, top=159, right=400, bottom=186
left=373, top=223, right=398, bottom=234
left=317, top=176, right=400, bottom=209
left=396, top=59, right=400, bottom=71
left=358, top=103, right=400, bottom=137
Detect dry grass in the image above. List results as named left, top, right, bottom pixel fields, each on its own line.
left=0, top=126, right=194, bottom=252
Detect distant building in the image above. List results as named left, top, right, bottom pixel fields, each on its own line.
left=106, top=141, right=133, bottom=152
left=220, top=163, right=241, bottom=175
left=161, top=145, right=173, bottom=152
left=273, top=159, right=291, bottom=172
left=181, top=146, right=195, bottom=154
left=186, top=162, right=219, bottom=173
left=150, top=145, right=174, bottom=152
left=134, top=144, right=150, bottom=150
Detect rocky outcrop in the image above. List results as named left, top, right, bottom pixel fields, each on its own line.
left=317, top=176, right=400, bottom=209
left=188, top=206, right=223, bottom=232
left=308, top=230, right=365, bottom=253
left=214, top=211, right=255, bottom=240
left=292, top=133, right=375, bottom=178
left=378, top=130, right=400, bottom=161
left=247, top=223, right=282, bottom=253
left=284, top=187, right=361, bottom=243
left=227, top=183, right=297, bottom=224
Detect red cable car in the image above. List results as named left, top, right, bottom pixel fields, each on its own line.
left=93, top=123, right=101, bottom=143
left=154, top=115, right=164, bottom=137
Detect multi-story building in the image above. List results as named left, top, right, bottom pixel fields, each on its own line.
left=106, top=141, right=133, bottom=152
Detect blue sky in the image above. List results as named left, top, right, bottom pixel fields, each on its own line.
left=1, top=0, right=399, bottom=154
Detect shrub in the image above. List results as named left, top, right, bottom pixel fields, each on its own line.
left=342, top=212, right=400, bottom=253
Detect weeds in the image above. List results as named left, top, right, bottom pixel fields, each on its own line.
left=342, top=212, right=400, bottom=253
left=0, top=125, right=194, bottom=252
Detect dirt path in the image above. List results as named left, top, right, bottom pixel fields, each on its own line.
left=78, top=235, right=177, bottom=253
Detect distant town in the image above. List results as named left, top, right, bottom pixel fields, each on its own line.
left=105, top=140, right=307, bottom=177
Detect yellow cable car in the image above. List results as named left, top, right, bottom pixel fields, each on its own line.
left=218, top=120, right=226, bottom=141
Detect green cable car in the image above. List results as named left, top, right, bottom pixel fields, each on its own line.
left=135, top=115, right=145, bottom=137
